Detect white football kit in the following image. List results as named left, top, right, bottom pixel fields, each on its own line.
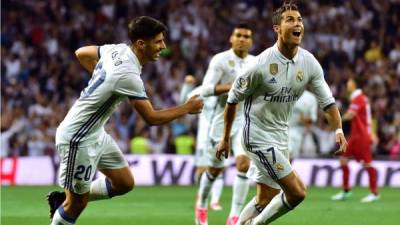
left=288, top=90, right=318, bottom=158
left=201, top=49, right=255, bottom=168
left=227, top=44, right=335, bottom=188
left=56, top=43, right=147, bottom=194
left=180, top=85, right=217, bottom=166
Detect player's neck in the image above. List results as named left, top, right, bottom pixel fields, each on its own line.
left=233, top=49, right=248, bottom=59
left=130, top=44, right=147, bottom=65
left=277, top=40, right=298, bottom=60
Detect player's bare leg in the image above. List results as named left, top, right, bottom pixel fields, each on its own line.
left=99, top=167, right=134, bottom=196
left=51, top=190, right=89, bottom=225
left=238, top=183, right=280, bottom=225
left=360, top=162, right=379, bottom=203
left=227, top=155, right=250, bottom=225
left=245, top=171, right=306, bottom=225
left=331, top=156, right=352, bottom=200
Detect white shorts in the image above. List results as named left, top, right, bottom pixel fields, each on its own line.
left=288, top=129, right=303, bottom=159
left=246, top=144, right=293, bottom=189
left=195, top=146, right=209, bottom=167
left=57, top=133, right=128, bottom=194
left=207, top=130, right=247, bottom=168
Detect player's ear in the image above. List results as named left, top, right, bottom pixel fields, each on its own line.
left=136, top=39, right=146, bottom=50
left=273, top=25, right=280, bottom=34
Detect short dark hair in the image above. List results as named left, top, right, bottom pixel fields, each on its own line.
left=234, top=23, right=252, bottom=31
left=272, top=1, right=299, bottom=26
left=128, top=16, right=167, bottom=42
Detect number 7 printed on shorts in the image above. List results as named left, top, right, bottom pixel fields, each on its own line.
left=267, top=147, right=276, bottom=164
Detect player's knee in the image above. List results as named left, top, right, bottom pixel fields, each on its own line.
left=235, top=155, right=250, bottom=172
left=289, top=187, right=306, bottom=205
left=208, top=167, right=223, bottom=177
left=121, top=178, right=135, bottom=194
left=113, top=177, right=135, bottom=195
left=236, top=160, right=250, bottom=172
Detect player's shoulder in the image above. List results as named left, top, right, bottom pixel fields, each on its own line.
left=298, top=47, right=319, bottom=64
left=211, top=49, right=232, bottom=62
left=102, top=43, right=140, bottom=74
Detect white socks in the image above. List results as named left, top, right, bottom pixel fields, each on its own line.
left=198, top=171, right=216, bottom=208
left=51, top=207, right=75, bottom=225
left=251, top=192, right=293, bottom=225
left=229, top=171, right=250, bottom=216
left=89, top=177, right=114, bottom=201
left=210, top=173, right=224, bottom=204
left=237, top=196, right=264, bottom=225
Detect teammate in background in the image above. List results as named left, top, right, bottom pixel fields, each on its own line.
left=331, top=77, right=379, bottom=203
left=216, top=2, right=347, bottom=225
left=194, top=23, right=255, bottom=225
left=180, top=75, right=224, bottom=211
left=47, top=16, right=203, bottom=225
left=288, top=90, right=318, bottom=160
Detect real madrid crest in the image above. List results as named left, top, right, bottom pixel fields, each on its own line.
left=296, top=70, right=304, bottom=82
left=229, top=60, right=235, bottom=67
left=237, top=77, right=248, bottom=91
left=269, top=63, right=278, bottom=75
left=276, top=163, right=284, bottom=171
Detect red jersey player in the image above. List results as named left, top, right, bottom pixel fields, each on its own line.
left=331, top=77, right=379, bottom=203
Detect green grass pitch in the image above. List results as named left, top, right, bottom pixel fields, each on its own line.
left=2, top=186, right=399, bottom=225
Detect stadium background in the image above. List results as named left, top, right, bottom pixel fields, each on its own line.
left=1, top=0, right=400, bottom=225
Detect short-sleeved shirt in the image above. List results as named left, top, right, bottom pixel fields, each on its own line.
left=347, top=89, right=372, bottom=140
left=227, top=43, right=335, bottom=151
left=201, top=49, right=255, bottom=141
left=56, top=43, right=147, bottom=146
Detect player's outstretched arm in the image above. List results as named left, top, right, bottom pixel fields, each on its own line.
left=324, top=104, right=348, bottom=155
left=130, top=95, right=203, bottom=125
left=179, top=75, right=196, bottom=103
left=216, top=103, right=237, bottom=160
left=75, top=45, right=99, bottom=73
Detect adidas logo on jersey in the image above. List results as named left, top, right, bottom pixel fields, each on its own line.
left=269, top=78, right=277, bottom=83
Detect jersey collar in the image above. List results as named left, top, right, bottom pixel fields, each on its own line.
left=229, top=48, right=248, bottom=62
left=127, top=44, right=143, bottom=71
left=272, top=43, right=299, bottom=64
left=350, top=89, right=362, bottom=100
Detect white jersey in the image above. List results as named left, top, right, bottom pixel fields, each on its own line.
left=56, top=43, right=147, bottom=145
left=182, top=86, right=217, bottom=149
left=201, top=49, right=255, bottom=141
left=227, top=43, right=335, bottom=151
left=289, top=90, right=318, bottom=131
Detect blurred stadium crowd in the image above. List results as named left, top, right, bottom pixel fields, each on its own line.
left=1, top=0, right=399, bottom=159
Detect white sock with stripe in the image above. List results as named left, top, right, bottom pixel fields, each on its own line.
left=51, top=207, right=76, bottom=225
left=238, top=196, right=264, bottom=224
left=210, top=173, right=224, bottom=204
left=89, top=177, right=114, bottom=201
left=229, top=171, right=250, bottom=216
left=251, top=192, right=293, bottom=225
left=197, top=171, right=216, bottom=208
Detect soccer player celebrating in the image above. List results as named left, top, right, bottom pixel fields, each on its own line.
left=288, top=90, right=318, bottom=160
left=331, top=77, right=379, bottom=203
left=47, top=16, right=203, bottom=225
left=180, top=75, right=224, bottom=211
left=194, top=23, right=256, bottom=225
left=216, top=2, right=347, bottom=225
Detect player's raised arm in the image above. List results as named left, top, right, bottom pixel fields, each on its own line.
left=75, top=45, right=100, bottom=73
left=129, top=95, right=203, bottom=126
